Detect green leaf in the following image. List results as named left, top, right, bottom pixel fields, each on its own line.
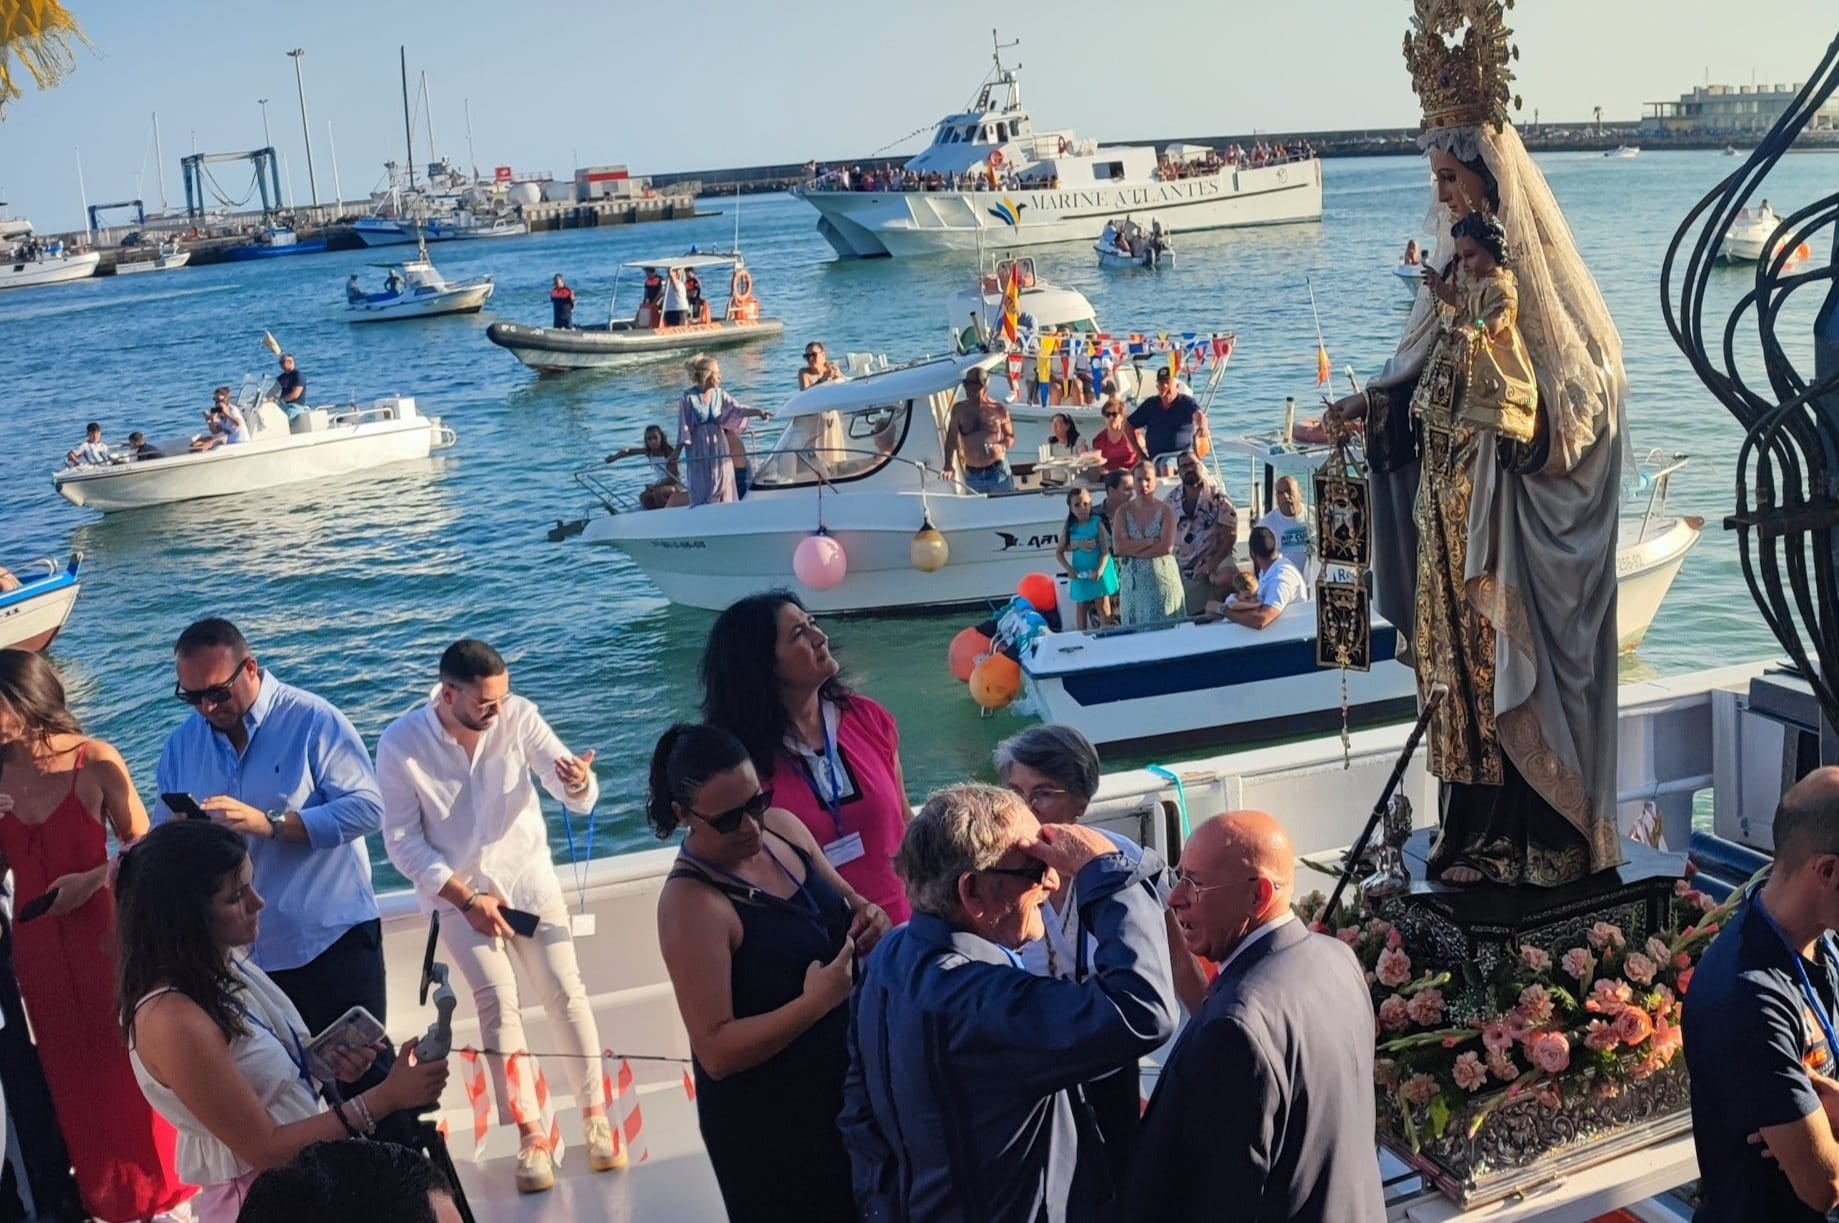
left=1428, top=1093, right=1452, bottom=1139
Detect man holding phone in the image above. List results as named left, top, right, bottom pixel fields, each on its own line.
left=376, top=639, right=619, bottom=1194
left=155, top=617, right=386, bottom=1035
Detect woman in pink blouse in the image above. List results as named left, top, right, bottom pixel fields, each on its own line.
left=700, top=591, right=913, bottom=923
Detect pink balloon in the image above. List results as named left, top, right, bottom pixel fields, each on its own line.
left=794, top=532, right=848, bottom=591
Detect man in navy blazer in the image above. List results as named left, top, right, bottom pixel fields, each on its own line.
left=842, top=783, right=1178, bottom=1222
left=1124, top=811, right=1385, bottom=1222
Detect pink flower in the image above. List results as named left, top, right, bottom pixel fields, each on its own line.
left=1486, top=1048, right=1518, bottom=1081
left=1592, top=1079, right=1622, bottom=1103
left=1623, top=952, right=1657, bottom=987
left=1677, top=967, right=1694, bottom=996
left=1387, top=928, right=1405, bottom=951
left=1376, top=947, right=1413, bottom=988
left=1407, top=988, right=1446, bottom=1027
left=1673, top=878, right=1692, bottom=897
left=1366, top=918, right=1393, bottom=942
left=1517, top=984, right=1555, bottom=1025
left=1583, top=1019, right=1620, bottom=1052
left=1365, top=970, right=1377, bottom=987
left=1504, top=1009, right=1535, bottom=1045
left=1375, top=1058, right=1401, bottom=1088
left=1308, top=920, right=1327, bottom=934
left=1612, top=1007, right=1656, bottom=1047
left=1646, top=936, right=1671, bottom=964
left=1335, top=925, right=1362, bottom=947
left=1482, top=1018, right=1515, bottom=1052
left=1651, top=1018, right=1684, bottom=1064
left=1561, top=948, right=1595, bottom=980
left=1587, top=922, right=1626, bottom=952
left=1689, top=892, right=1717, bottom=913
left=1520, top=945, right=1552, bottom=973
left=1587, top=978, right=1633, bottom=1016
left=1400, top=1073, right=1440, bottom=1107
left=1672, top=952, right=1691, bottom=971
left=1526, top=1030, right=1571, bottom=1075
left=1377, top=994, right=1411, bottom=1032
left=1648, top=984, right=1676, bottom=1013
left=1534, top=1082, right=1563, bottom=1111
left=1452, top=1052, right=1488, bottom=1092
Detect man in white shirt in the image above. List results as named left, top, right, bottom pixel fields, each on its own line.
left=65, top=421, right=112, bottom=467
left=377, top=639, right=621, bottom=1194
left=1220, top=525, right=1309, bottom=629
left=1256, top=476, right=1316, bottom=580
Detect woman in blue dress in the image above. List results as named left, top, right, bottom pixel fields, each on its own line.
left=678, top=354, right=772, bottom=505
left=1056, top=485, right=1118, bottom=629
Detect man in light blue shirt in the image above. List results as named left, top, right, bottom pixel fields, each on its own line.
left=155, top=617, right=385, bottom=1033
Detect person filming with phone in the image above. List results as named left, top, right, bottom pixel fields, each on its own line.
left=117, top=820, right=448, bottom=1222
left=376, top=639, right=619, bottom=1195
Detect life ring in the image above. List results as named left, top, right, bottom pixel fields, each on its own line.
left=989, top=149, right=1005, bottom=170
left=731, top=269, right=753, bottom=300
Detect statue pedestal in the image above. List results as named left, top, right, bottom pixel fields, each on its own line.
left=1370, top=831, right=1693, bottom=1209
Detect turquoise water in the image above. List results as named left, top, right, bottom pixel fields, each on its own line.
left=1, top=152, right=1821, bottom=878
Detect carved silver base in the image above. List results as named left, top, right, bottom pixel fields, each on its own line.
left=1379, top=1064, right=1691, bottom=1209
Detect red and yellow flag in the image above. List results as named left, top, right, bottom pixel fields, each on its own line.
left=1316, top=344, right=1332, bottom=387
left=1000, top=262, right=1022, bottom=346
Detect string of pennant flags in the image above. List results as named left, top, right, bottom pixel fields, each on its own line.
left=998, top=329, right=1236, bottom=365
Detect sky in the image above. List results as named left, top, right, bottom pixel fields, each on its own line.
left=0, top=0, right=1833, bottom=232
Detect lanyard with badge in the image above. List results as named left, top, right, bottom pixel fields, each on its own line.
left=799, top=701, right=865, bottom=871
left=241, top=1003, right=316, bottom=1096
left=561, top=801, right=597, bottom=939
left=1754, top=891, right=1839, bottom=1063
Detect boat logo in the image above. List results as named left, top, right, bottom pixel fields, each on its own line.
left=995, top=530, right=1058, bottom=551
left=987, top=198, right=1028, bottom=227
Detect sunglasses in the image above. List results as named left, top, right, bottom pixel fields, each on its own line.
left=1103, top=411, right=1121, bottom=419
left=982, top=860, right=1050, bottom=885
left=175, top=658, right=249, bottom=707
left=804, top=350, right=821, bottom=358
left=689, top=787, right=773, bottom=835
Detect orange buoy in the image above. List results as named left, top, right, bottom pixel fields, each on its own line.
left=948, top=627, right=992, bottom=682
left=969, top=653, right=1022, bottom=710
left=1018, top=572, right=1057, bottom=614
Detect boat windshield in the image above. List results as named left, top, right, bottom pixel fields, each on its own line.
left=751, top=400, right=911, bottom=489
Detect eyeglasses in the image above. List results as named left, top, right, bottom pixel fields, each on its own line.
left=804, top=350, right=821, bottom=358
left=688, top=787, right=773, bottom=835
left=1008, top=785, right=1072, bottom=810
left=982, top=860, right=1050, bottom=885
left=175, top=658, right=249, bottom=707
left=1172, top=869, right=1282, bottom=898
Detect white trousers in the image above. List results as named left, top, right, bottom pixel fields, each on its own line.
left=440, top=895, right=604, bottom=1126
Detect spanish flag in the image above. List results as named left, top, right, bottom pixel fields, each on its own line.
left=1316, top=343, right=1332, bottom=387
left=1000, top=262, right=1022, bottom=346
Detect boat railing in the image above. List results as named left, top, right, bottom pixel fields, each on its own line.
left=330, top=403, right=404, bottom=428
left=1630, top=449, right=1690, bottom=544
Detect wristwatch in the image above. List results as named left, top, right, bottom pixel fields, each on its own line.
left=264, top=809, right=290, bottom=837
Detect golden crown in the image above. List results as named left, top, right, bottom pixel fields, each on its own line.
left=1404, top=0, right=1521, bottom=131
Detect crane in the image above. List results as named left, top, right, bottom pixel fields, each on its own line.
left=87, top=199, right=145, bottom=234
left=180, top=147, right=283, bottom=221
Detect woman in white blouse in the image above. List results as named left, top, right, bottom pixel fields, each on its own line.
left=117, top=820, right=448, bottom=1222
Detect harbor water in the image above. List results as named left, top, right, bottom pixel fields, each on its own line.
left=0, top=151, right=1815, bottom=882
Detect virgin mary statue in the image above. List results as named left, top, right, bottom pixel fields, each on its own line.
left=1329, top=0, right=1626, bottom=887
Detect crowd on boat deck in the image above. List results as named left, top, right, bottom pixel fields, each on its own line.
left=805, top=163, right=1062, bottom=193
left=59, top=354, right=309, bottom=470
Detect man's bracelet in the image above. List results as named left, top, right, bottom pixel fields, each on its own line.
left=460, top=893, right=478, bottom=912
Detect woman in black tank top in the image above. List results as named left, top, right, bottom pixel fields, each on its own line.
left=650, top=723, right=891, bottom=1223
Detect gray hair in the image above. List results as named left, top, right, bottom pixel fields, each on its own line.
left=993, top=724, right=1101, bottom=801
left=895, top=783, right=1026, bottom=920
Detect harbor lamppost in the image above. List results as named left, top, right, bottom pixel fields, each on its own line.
left=286, top=48, right=321, bottom=210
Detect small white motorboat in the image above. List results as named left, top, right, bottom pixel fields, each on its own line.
left=1393, top=260, right=1424, bottom=294
left=116, top=239, right=192, bottom=275
left=1724, top=145, right=1743, bottom=157
left=1094, top=218, right=1173, bottom=269
left=1606, top=145, right=1642, bottom=159
left=0, top=234, right=100, bottom=290
left=354, top=212, right=528, bottom=246
left=0, top=554, right=83, bottom=653
left=346, top=250, right=494, bottom=323
left=1719, top=206, right=1810, bottom=266
left=487, top=252, right=782, bottom=372
left=53, top=383, right=455, bottom=512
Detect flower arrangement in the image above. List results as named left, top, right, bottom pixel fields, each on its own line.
left=1296, top=874, right=1742, bottom=1154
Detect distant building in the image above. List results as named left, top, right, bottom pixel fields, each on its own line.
left=1642, top=83, right=1839, bottom=134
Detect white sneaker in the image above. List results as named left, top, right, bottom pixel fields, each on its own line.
left=585, top=1115, right=627, bottom=1171
left=515, top=1141, right=556, bottom=1194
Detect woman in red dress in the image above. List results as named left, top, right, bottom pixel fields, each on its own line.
left=0, top=650, right=191, bottom=1221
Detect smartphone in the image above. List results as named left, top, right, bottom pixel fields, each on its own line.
left=17, top=889, right=57, bottom=924
left=500, top=906, right=541, bottom=939
left=160, top=792, right=210, bottom=821
left=303, top=1005, right=389, bottom=1083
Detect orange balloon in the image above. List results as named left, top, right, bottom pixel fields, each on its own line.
left=948, top=627, right=992, bottom=683
left=1018, top=572, right=1057, bottom=614
left=969, top=653, right=1023, bottom=710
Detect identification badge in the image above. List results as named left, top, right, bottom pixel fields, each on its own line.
left=570, top=913, right=597, bottom=938
left=824, top=832, right=866, bottom=868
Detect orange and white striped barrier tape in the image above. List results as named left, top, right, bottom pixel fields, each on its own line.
left=456, top=1049, right=490, bottom=1161
left=604, top=1052, right=648, bottom=1163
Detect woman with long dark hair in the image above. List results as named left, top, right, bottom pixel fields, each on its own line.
left=701, top=589, right=914, bottom=922
left=0, top=648, right=192, bottom=1221
left=117, top=820, right=448, bottom=1221
left=650, top=722, right=888, bottom=1223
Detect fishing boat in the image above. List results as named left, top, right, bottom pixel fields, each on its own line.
left=228, top=224, right=329, bottom=261
left=1605, top=145, right=1642, bottom=159
left=793, top=33, right=1322, bottom=259
left=353, top=212, right=528, bottom=246
left=486, top=253, right=782, bottom=373
left=52, top=385, right=455, bottom=512
left=0, top=553, right=83, bottom=653
left=115, top=238, right=191, bottom=275
left=0, top=234, right=100, bottom=290
left=346, top=251, right=494, bottom=322
left=1094, top=218, right=1173, bottom=269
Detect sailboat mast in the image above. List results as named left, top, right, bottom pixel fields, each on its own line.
left=152, top=113, right=169, bottom=214
left=464, top=97, right=477, bottom=183
left=420, top=72, right=438, bottom=170
left=401, top=47, right=416, bottom=191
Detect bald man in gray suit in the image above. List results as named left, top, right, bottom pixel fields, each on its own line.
left=1123, top=811, right=1385, bottom=1222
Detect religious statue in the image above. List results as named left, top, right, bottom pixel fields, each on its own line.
left=1326, top=0, right=1626, bottom=888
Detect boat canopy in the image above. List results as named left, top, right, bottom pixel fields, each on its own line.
left=617, top=253, right=746, bottom=272
left=776, top=352, right=994, bottom=422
